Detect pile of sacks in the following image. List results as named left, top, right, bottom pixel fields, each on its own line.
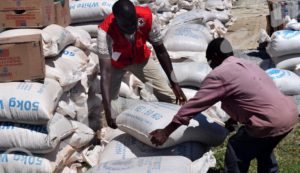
left=0, top=24, right=101, bottom=172
left=264, top=17, right=300, bottom=71
left=0, top=0, right=237, bottom=172
left=67, top=0, right=236, bottom=117
left=88, top=101, right=228, bottom=173
left=260, top=16, right=300, bottom=114
left=69, top=0, right=235, bottom=62
left=66, top=1, right=234, bottom=171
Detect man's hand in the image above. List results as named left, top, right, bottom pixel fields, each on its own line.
left=152, top=43, right=187, bottom=106
left=171, top=84, right=187, bottom=105
left=103, top=104, right=118, bottom=129
left=150, top=129, right=170, bottom=146
left=106, top=118, right=118, bottom=129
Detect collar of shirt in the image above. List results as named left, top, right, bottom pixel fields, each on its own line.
left=125, top=33, right=136, bottom=44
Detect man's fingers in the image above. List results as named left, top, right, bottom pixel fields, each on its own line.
left=150, top=135, right=164, bottom=146
left=150, top=136, right=159, bottom=146
left=149, top=130, right=156, bottom=136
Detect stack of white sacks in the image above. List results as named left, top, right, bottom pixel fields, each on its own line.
left=260, top=17, right=300, bottom=114
left=69, top=0, right=119, bottom=38
left=0, top=0, right=237, bottom=172
left=0, top=24, right=99, bottom=172
left=67, top=0, right=234, bottom=172
left=64, top=0, right=233, bottom=173
left=69, top=0, right=235, bottom=61
left=90, top=101, right=228, bottom=173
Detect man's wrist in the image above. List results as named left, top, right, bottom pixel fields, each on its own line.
left=165, top=121, right=180, bottom=136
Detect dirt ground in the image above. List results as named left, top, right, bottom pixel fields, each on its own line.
left=225, top=0, right=270, bottom=50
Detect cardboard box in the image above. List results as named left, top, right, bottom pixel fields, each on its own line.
left=0, top=0, right=51, bottom=11
left=0, top=0, right=55, bottom=28
left=54, top=0, right=71, bottom=27
left=0, top=34, right=45, bottom=82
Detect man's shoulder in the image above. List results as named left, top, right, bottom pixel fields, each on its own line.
left=100, top=13, right=115, bottom=32
left=135, top=6, right=152, bottom=17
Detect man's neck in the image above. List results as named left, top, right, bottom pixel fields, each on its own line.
left=125, top=33, right=135, bottom=44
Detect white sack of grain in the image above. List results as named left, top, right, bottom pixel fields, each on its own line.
left=206, top=19, right=228, bottom=38
left=70, top=0, right=117, bottom=24
left=205, top=0, right=226, bottom=11
left=169, top=9, right=232, bottom=26
left=191, top=151, right=216, bottom=173
left=181, top=88, right=230, bottom=123
left=88, top=154, right=215, bottom=173
left=266, top=68, right=300, bottom=95
left=284, top=17, right=300, bottom=31
left=119, top=82, right=140, bottom=99
left=42, top=24, right=76, bottom=57
left=0, top=114, right=73, bottom=153
left=0, top=143, right=75, bottom=173
left=65, top=145, right=103, bottom=168
left=0, top=78, right=63, bottom=124
left=66, top=26, right=93, bottom=51
left=161, top=62, right=211, bottom=88
left=99, top=127, right=125, bottom=144
left=41, top=143, right=76, bottom=172
left=168, top=51, right=207, bottom=62
left=71, top=22, right=101, bottom=38
left=111, top=97, right=144, bottom=119
left=98, top=133, right=209, bottom=163
left=271, top=54, right=300, bottom=70
left=178, top=0, right=197, bottom=10
left=46, top=46, right=89, bottom=91
left=86, top=52, right=100, bottom=79
left=87, top=156, right=192, bottom=173
left=56, top=92, right=77, bottom=119
left=182, top=88, right=198, bottom=100
left=62, top=121, right=95, bottom=149
left=116, top=102, right=228, bottom=148
left=0, top=152, right=54, bottom=173
left=164, top=24, right=212, bottom=52
left=266, top=30, right=300, bottom=57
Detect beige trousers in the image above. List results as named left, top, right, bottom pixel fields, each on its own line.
left=99, top=58, right=176, bottom=129
left=110, top=58, right=176, bottom=103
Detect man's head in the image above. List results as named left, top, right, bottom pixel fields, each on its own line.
left=206, top=38, right=233, bottom=69
left=113, top=0, right=137, bottom=35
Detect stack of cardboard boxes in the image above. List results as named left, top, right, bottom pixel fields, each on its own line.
left=0, top=0, right=71, bottom=82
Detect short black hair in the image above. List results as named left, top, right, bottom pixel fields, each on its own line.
left=206, top=38, right=233, bottom=61
left=112, top=0, right=135, bottom=18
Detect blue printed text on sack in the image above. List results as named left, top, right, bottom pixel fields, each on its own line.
left=134, top=106, right=162, bottom=120
left=0, top=153, right=43, bottom=165
left=0, top=98, right=39, bottom=111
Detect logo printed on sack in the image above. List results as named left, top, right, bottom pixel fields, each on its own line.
left=276, top=30, right=300, bottom=39
left=266, top=68, right=290, bottom=79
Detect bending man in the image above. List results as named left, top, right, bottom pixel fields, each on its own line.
left=97, top=0, right=186, bottom=128
left=150, top=38, right=298, bottom=173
